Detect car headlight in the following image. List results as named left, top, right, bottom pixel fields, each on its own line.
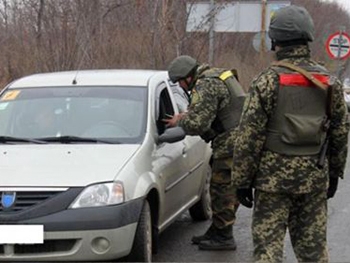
left=70, top=181, right=125, bottom=209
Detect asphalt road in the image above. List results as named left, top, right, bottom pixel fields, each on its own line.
left=153, top=152, right=350, bottom=262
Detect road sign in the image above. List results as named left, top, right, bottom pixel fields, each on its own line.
left=186, top=1, right=290, bottom=32
left=326, top=32, right=350, bottom=60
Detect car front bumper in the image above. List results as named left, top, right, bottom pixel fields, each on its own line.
left=0, top=198, right=144, bottom=261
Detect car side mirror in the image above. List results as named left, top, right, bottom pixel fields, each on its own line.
left=157, top=127, right=186, bottom=144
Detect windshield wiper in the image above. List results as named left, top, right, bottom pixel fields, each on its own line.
left=39, top=135, right=118, bottom=144
left=0, top=136, right=48, bottom=144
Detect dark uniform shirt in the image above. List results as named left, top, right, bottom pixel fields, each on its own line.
left=232, top=45, right=349, bottom=194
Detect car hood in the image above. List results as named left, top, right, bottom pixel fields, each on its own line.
left=0, top=144, right=140, bottom=187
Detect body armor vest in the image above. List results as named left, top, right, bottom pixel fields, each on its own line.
left=199, top=68, right=246, bottom=133
left=264, top=64, right=331, bottom=155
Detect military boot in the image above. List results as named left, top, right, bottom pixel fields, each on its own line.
left=191, top=224, right=216, bottom=245
left=198, top=225, right=236, bottom=251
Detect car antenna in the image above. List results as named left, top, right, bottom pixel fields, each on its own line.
left=72, top=71, right=78, bottom=85
left=72, top=23, right=91, bottom=85
left=71, top=45, right=86, bottom=85
left=71, top=43, right=88, bottom=85
left=72, top=48, right=87, bottom=85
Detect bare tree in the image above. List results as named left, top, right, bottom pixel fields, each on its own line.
left=0, top=0, right=348, bottom=88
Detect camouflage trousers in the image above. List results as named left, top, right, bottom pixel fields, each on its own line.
left=253, top=190, right=328, bottom=263
left=210, top=157, right=240, bottom=230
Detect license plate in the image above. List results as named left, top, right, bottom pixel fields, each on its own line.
left=0, top=225, right=44, bottom=244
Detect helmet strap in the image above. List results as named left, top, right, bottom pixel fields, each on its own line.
left=185, top=66, right=198, bottom=91
left=185, top=78, right=194, bottom=91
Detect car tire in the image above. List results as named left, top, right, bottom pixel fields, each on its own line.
left=127, top=200, right=152, bottom=262
left=189, top=164, right=212, bottom=221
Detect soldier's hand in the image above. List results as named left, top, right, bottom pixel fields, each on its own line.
left=162, top=113, right=184, bottom=127
left=237, top=188, right=253, bottom=208
left=327, top=177, right=339, bottom=199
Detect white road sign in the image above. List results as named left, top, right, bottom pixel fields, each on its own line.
left=326, top=32, right=350, bottom=59
left=186, top=0, right=290, bottom=32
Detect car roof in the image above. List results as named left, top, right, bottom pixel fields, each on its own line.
left=8, top=69, right=168, bottom=88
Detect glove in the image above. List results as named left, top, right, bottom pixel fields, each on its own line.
left=327, top=177, right=339, bottom=199
left=237, top=188, right=253, bottom=208
left=200, top=129, right=217, bottom=143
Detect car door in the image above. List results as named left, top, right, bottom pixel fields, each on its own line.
left=152, top=80, right=209, bottom=229
left=152, top=82, right=192, bottom=225
left=165, top=81, right=210, bottom=214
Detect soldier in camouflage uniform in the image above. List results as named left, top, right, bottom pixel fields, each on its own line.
left=166, top=55, right=245, bottom=250
left=232, top=5, right=349, bottom=263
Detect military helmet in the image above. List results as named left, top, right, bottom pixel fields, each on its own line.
left=268, top=5, right=314, bottom=43
left=168, top=55, right=198, bottom=83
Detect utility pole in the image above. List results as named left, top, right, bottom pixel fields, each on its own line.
left=208, top=0, right=215, bottom=65
left=260, top=0, right=267, bottom=54
left=336, top=26, right=346, bottom=79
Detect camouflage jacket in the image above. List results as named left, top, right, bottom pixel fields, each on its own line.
left=232, top=45, right=349, bottom=193
left=178, top=64, right=239, bottom=159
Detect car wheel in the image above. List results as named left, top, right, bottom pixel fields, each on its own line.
left=127, top=200, right=152, bottom=262
left=189, top=164, right=212, bottom=221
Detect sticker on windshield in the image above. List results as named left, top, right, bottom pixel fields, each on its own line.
left=1, top=90, right=21, bottom=101
left=0, top=102, right=9, bottom=110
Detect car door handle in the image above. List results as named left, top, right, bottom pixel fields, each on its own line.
left=182, top=146, right=187, bottom=155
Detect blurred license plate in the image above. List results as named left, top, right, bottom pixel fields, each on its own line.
left=0, top=225, right=43, bottom=244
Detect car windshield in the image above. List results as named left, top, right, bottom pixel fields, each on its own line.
left=0, top=86, right=147, bottom=144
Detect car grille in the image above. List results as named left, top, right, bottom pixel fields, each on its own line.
left=0, top=191, right=62, bottom=212
left=0, top=239, right=78, bottom=255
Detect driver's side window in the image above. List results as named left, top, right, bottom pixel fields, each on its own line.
left=156, top=85, right=175, bottom=135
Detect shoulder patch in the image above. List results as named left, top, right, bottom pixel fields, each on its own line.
left=191, top=89, right=200, bottom=105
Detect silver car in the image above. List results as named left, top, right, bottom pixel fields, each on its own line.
left=0, top=70, right=212, bottom=262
